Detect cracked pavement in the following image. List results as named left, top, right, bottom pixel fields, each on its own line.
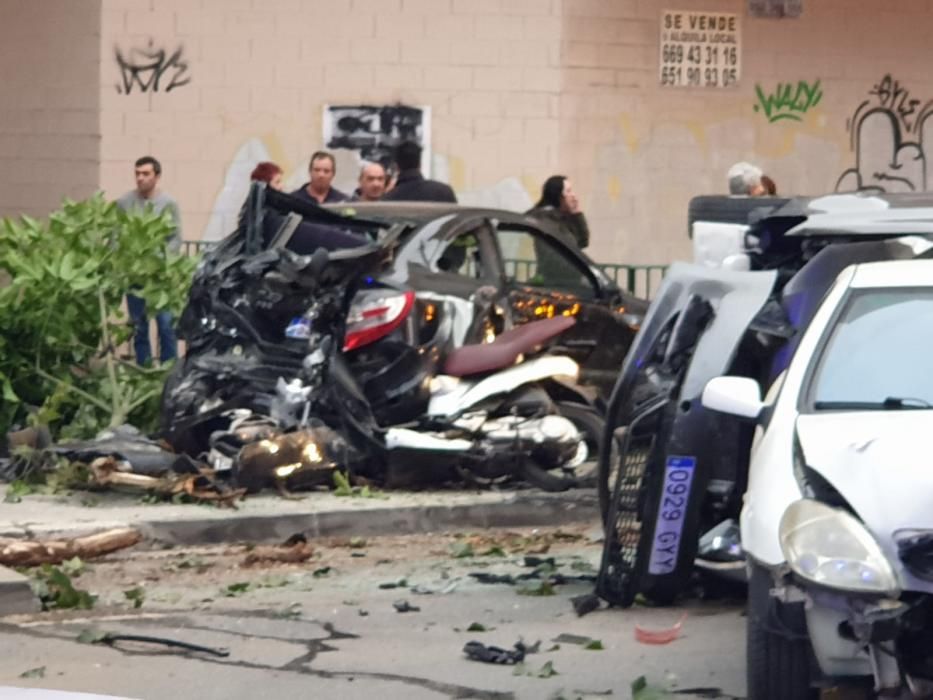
left=0, top=525, right=745, bottom=699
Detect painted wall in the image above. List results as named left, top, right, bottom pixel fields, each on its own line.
left=0, top=0, right=101, bottom=219
left=560, top=0, right=933, bottom=265
left=4, top=0, right=933, bottom=266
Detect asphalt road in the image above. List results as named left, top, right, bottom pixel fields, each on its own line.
left=0, top=525, right=746, bottom=700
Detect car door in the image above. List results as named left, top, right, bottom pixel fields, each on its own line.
left=490, top=220, right=639, bottom=396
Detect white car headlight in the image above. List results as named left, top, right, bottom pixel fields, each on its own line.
left=779, top=499, right=899, bottom=596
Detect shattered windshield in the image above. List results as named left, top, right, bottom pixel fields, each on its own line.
left=809, top=288, right=933, bottom=410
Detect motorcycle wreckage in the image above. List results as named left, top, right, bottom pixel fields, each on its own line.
left=161, top=184, right=598, bottom=494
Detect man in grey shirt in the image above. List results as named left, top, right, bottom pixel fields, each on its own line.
left=116, top=155, right=182, bottom=365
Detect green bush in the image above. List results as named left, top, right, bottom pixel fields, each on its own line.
left=0, top=194, right=197, bottom=439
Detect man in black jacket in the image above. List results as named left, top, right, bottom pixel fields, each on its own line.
left=382, top=141, right=457, bottom=203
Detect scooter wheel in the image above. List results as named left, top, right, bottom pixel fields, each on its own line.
left=521, top=403, right=604, bottom=492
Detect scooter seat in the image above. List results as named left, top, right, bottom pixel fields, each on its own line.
left=443, top=315, right=576, bottom=377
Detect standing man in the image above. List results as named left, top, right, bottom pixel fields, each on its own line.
left=351, top=162, right=388, bottom=202
left=382, top=141, right=457, bottom=203
left=727, top=162, right=767, bottom=196
left=116, top=156, right=181, bottom=366
left=292, top=151, right=348, bottom=204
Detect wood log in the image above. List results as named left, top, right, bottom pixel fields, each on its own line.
left=0, top=527, right=142, bottom=567
left=242, top=541, right=314, bottom=567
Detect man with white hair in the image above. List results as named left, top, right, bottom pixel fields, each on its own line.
left=727, top=162, right=766, bottom=196
left=351, top=162, right=388, bottom=202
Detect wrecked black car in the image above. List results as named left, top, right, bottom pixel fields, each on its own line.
left=596, top=192, right=933, bottom=606
left=322, top=201, right=648, bottom=400
left=161, top=185, right=609, bottom=493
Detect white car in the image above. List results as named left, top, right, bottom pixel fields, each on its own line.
left=702, top=259, right=933, bottom=699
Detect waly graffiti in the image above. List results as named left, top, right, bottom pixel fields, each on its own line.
left=753, top=80, right=822, bottom=122
left=836, top=75, right=933, bottom=193
left=115, top=41, right=192, bottom=94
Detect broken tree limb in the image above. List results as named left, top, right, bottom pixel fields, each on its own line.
left=0, top=527, right=142, bottom=567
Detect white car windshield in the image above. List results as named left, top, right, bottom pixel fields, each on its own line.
left=810, top=288, right=933, bottom=410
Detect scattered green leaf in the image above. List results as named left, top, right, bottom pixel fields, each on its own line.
left=60, top=556, right=85, bottom=577
left=535, top=661, right=559, bottom=678
left=76, top=628, right=109, bottom=645
left=466, top=622, right=489, bottom=632
left=480, top=546, right=507, bottom=557
left=19, top=666, right=45, bottom=679
left=4, top=479, right=35, bottom=503
left=449, top=542, right=474, bottom=559
left=224, top=582, right=252, bottom=597
left=631, top=676, right=671, bottom=699
left=332, top=471, right=353, bottom=496
left=313, top=566, right=332, bottom=578
left=348, top=536, right=367, bottom=549
left=584, top=639, right=604, bottom=650
left=517, top=580, right=556, bottom=596
left=31, top=564, right=95, bottom=610
left=123, top=587, right=145, bottom=609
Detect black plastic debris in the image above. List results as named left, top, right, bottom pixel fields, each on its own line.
left=463, top=640, right=528, bottom=665
left=393, top=600, right=420, bottom=613
left=570, top=593, right=601, bottom=617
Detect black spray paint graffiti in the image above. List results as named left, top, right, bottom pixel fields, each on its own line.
left=753, top=80, right=822, bottom=123
left=836, top=75, right=933, bottom=193
left=115, top=41, right=191, bottom=94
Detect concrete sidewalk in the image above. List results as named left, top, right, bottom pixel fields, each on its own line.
left=0, top=484, right=597, bottom=547
left=0, top=484, right=598, bottom=616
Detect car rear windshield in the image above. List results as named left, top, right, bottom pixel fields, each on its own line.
left=809, top=288, right=933, bottom=410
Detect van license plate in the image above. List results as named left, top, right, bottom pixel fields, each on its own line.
left=647, top=455, right=697, bottom=576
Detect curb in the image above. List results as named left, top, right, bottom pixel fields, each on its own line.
left=0, top=566, right=40, bottom=616
left=139, top=490, right=598, bottom=546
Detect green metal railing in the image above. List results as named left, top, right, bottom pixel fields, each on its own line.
left=181, top=241, right=667, bottom=298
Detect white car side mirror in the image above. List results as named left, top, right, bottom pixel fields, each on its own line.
left=702, top=376, right=764, bottom=419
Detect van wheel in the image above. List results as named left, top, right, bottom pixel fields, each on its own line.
left=747, top=563, right=816, bottom=700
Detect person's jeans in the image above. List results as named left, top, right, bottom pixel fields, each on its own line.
left=126, top=293, right=177, bottom=364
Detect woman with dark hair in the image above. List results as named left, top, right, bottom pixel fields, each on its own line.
left=527, top=175, right=590, bottom=250
left=250, top=161, right=284, bottom=190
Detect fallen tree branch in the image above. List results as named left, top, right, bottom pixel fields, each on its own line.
left=0, top=527, right=142, bottom=567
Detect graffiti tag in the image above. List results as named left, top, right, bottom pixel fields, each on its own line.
left=836, top=75, right=933, bottom=193
left=753, top=80, right=822, bottom=122
left=115, top=42, right=191, bottom=94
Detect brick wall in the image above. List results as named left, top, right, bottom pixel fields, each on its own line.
left=98, top=0, right=565, bottom=241
left=561, top=0, right=933, bottom=265
left=0, top=0, right=101, bottom=219
left=5, top=0, right=933, bottom=268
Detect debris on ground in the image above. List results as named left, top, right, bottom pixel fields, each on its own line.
left=463, top=640, right=527, bottom=665
left=31, top=563, right=96, bottom=610
left=570, top=592, right=602, bottom=617
left=634, top=614, right=688, bottom=645
left=242, top=533, right=314, bottom=566
left=0, top=527, right=141, bottom=567
left=18, top=666, right=46, bottom=679
left=393, top=599, right=420, bottom=613
left=76, top=628, right=230, bottom=657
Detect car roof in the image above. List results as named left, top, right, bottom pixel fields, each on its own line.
left=322, top=201, right=534, bottom=226
left=849, top=259, right=933, bottom=288
left=778, top=193, right=933, bottom=237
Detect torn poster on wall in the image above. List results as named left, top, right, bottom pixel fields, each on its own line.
left=660, top=10, right=740, bottom=89
left=323, top=104, right=432, bottom=175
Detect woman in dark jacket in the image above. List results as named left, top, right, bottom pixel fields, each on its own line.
left=527, top=175, right=590, bottom=250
